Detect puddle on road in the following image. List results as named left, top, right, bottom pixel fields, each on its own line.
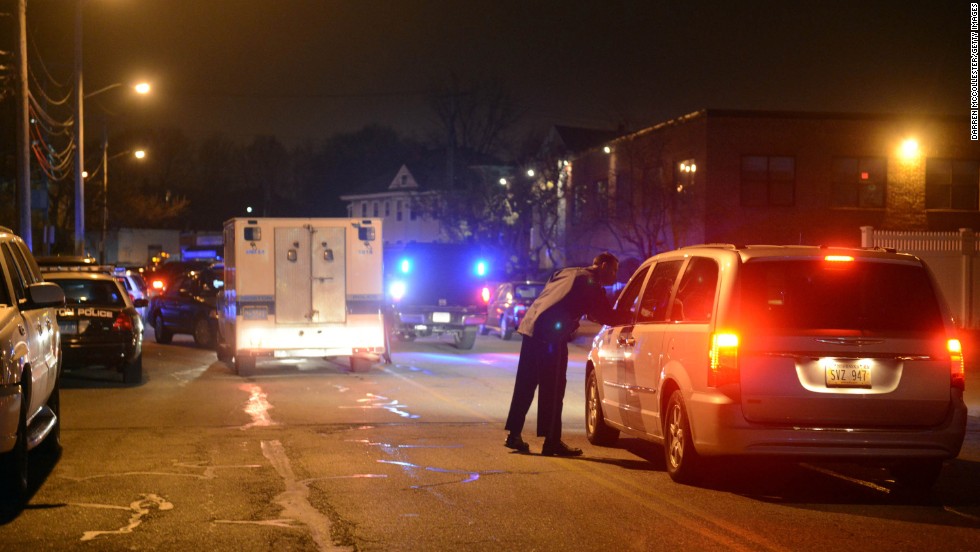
left=377, top=459, right=503, bottom=489
left=240, top=383, right=278, bottom=429
left=338, top=393, right=419, bottom=419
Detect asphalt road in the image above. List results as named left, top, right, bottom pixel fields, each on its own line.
left=1, top=331, right=978, bottom=551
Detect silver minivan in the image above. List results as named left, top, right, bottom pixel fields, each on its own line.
left=586, top=244, right=968, bottom=488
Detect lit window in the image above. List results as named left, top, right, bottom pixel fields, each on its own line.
left=832, top=157, right=886, bottom=208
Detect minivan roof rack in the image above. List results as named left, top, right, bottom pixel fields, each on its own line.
left=680, top=243, right=741, bottom=250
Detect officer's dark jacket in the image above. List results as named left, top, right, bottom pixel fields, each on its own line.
left=516, top=266, right=619, bottom=343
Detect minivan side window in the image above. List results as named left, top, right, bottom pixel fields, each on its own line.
left=672, top=257, right=719, bottom=322
left=1, top=243, right=27, bottom=303
left=637, top=260, right=683, bottom=323
left=614, top=265, right=650, bottom=323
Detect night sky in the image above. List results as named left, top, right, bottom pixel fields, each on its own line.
left=23, top=0, right=970, bottom=146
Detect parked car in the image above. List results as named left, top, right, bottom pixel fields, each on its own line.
left=480, top=281, right=545, bottom=340
left=148, top=263, right=222, bottom=347
left=0, top=227, right=65, bottom=500
left=385, top=243, right=492, bottom=350
left=144, top=260, right=212, bottom=299
left=44, top=271, right=145, bottom=383
left=114, top=267, right=149, bottom=322
left=585, top=244, right=967, bottom=489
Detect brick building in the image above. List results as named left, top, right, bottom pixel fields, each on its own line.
left=560, top=109, right=980, bottom=267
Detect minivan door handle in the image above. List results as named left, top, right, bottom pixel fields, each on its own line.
left=617, top=335, right=635, bottom=347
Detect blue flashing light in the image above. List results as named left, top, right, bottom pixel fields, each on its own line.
left=399, top=258, right=412, bottom=274
left=475, top=260, right=487, bottom=277
left=389, top=281, right=407, bottom=301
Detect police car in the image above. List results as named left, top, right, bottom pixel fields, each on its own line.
left=385, top=243, right=494, bottom=350
left=44, top=271, right=145, bottom=383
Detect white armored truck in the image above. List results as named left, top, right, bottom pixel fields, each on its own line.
left=217, top=218, right=386, bottom=374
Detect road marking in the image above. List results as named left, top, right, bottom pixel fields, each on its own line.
left=261, top=439, right=347, bottom=551
left=944, top=506, right=980, bottom=521
left=240, top=383, right=277, bottom=429
left=568, top=462, right=791, bottom=552
left=60, top=460, right=262, bottom=482
left=800, top=463, right=891, bottom=493
left=75, top=493, right=173, bottom=542
left=172, top=365, right=208, bottom=386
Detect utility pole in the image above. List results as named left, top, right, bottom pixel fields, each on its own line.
left=74, top=0, right=86, bottom=255
left=16, top=0, right=32, bottom=248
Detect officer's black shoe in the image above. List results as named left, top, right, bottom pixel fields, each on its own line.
left=505, top=433, right=531, bottom=453
left=541, top=440, right=583, bottom=457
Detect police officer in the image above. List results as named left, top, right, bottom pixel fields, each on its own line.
left=504, top=252, right=623, bottom=456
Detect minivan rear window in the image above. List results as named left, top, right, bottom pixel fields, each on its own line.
left=738, top=259, right=944, bottom=332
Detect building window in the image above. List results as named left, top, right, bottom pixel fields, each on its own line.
left=361, top=202, right=367, bottom=217
left=926, top=159, right=980, bottom=210
left=385, top=201, right=391, bottom=217
left=741, top=155, right=795, bottom=207
left=396, top=200, right=403, bottom=221
left=571, top=182, right=588, bottom=225
left=832, top=157, right=886, bottom=208
left=372, top=201, right=379, bottom=217
left=615, top=174, right=632, bottom=218
left=595, top=179, right=609, bottom=220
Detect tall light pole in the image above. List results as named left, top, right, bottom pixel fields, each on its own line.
left=72, top=0, right=151, bottom=255
left=99, top=142, right=146, bottom=264
left=74, top=0, right=85, bottom=255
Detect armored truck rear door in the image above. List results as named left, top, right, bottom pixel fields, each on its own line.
left=275, top=225, right=346, bottom=324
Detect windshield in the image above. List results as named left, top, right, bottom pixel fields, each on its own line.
left=738, top=259, right=944, bottom=333
left=58, top=280, right=127, bottom=307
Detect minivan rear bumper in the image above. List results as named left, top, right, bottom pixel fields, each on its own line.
left=688, top=388, right=968, bottom=459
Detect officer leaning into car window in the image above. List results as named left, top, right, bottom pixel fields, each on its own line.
left=504, top=252, right=624, bottom=456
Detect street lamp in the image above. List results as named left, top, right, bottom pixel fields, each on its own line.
left=72, top=0, right=150, bottom=255
left=99, top=144, right=146, bottom=264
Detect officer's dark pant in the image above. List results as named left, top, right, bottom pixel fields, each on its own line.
left=504, top=334, right=569, bottom=440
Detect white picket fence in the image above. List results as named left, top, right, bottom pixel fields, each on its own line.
left=860, top=226, right=979, bottom=328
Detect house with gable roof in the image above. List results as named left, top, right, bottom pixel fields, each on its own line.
left=340, top=164, right=442, bottom=245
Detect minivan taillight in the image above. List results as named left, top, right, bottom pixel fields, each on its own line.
left=949, top=338, right=965, bottom=390
left=708, top=332, right=739, bottom=387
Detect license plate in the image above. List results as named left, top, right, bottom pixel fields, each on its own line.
left=60, top=321, right=78, bottom=335
left=432, top=312, right=451, bottom=323
left=825, top=359, right=872, bottom=388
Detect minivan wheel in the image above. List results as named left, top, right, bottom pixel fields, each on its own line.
left=586, top=370, right=619, bottom=446
left=664, top=389, right=701, bottom=484
left=0, top=367, right=31, bottom=501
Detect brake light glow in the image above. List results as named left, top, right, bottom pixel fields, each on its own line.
left=481, top=286, right=491, bottom=303
left=824, top=255, right=854, bottom=262
left=112, top=312, right=133, bottom=332
left=151, top=279, right=165, bottom=291
left=708, top=332, right=739, bottom=387
left=949, top=338, right=965, bottom=390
